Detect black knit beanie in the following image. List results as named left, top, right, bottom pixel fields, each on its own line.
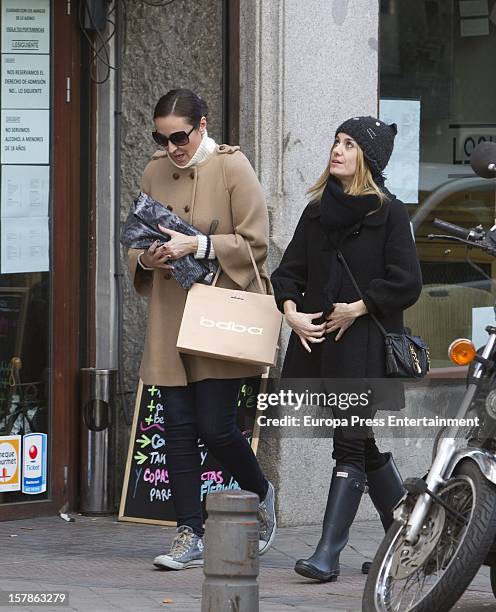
left=334, top=116, right=397, bottom=179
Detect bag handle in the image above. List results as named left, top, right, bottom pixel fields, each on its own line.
left=336, top=250, right=387, bottom=338
left=211, top=238, right=265, bottom=293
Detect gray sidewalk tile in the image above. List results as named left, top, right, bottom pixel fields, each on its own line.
left=0, top=515, right=495, bottom=611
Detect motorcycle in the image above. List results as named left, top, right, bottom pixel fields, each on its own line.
left=362, top=141, right=496, bottom=612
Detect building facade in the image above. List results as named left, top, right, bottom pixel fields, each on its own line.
left=0, top=0, right=495, bottom=523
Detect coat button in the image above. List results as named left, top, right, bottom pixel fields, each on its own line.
left=167, top=205, right=173, bottom=211
left=172, top=172, right=180, bottom=180
left=184, top=205, right=190, bottom=213
left=189, top=171, right=195, bottom=179
left=163, top=273, right=172, bottom=280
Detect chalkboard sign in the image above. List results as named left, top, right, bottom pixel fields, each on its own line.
left=119, top=376, right=263, bottom=525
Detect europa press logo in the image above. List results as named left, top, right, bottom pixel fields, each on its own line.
left=22, top=433, right=47, bottom=495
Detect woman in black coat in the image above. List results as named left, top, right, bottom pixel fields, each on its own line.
left=271, top=116, right=422, bottom=582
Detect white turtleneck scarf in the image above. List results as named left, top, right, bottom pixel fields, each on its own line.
left=168, top=129, right=217, bottom=169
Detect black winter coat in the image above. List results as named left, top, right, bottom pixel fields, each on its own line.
left=271, top=197, right=422, bottom=382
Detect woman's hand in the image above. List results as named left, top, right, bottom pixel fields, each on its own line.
left=325, top=300, right=367, bottom=341
left=140, top=240, right=174, bottom=270
left=158, top=226, right=198, bottom=260
left=283, top=300, right=326, bottom=353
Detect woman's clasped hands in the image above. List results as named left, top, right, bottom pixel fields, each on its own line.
left=325, top=300, right=367, bottom=341
left=140, top=240, right=174, bottom=270
left=284, top=299, right=367, bottom=351
left=140, top=227, right=199, bottom=270
left=283, top=301, right=326, bottom=353
left=158, top=226, right=198, bottom=260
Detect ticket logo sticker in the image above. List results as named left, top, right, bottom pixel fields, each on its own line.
left=22, top=433, right=47, bottom=494
left=0, top=435, right=21, bottom=492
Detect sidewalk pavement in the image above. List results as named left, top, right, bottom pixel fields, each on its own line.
left=0, top=514, right=493, bottom=612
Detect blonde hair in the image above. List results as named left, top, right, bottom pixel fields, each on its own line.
left=307, top=143, right=387, bottom=204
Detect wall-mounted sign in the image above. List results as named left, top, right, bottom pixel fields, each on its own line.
left=1, top=54, right=49, bottom=109
left=472, top=306, right=494, bottom=349
left=380, top=99, right=421, bottom=204
left=449, top=123, right=496, bottom=165
left=0, top=435, right=21, bottom=492
left=0, top=216, right=49, bottom=273
left=22, top=432, right=47, bottom=494
left=0, top=2, right=51, bottom=277
left=1, top=165, right=49, bottom=217
left=1, top=0, right=50, bottom=54
left=1, top=109, right=49, bottom=164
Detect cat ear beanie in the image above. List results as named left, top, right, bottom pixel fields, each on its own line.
left=334, top=116, right=397, bottom=180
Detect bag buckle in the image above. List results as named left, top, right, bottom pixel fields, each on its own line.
left=409, top=342, right=422, bottom=374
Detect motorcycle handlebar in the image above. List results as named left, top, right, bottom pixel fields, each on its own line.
left=432, top=218, right=473, bottom=240
left=430, top=218, right=496, bottom=256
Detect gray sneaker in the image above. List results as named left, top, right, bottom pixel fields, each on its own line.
left=258, top=481, right=276, bottom=555
left=153, top=525, right=204, bottom=570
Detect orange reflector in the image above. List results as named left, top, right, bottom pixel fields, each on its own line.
left=448, top=338, right=476, bottom=365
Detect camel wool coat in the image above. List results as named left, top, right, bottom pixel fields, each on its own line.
left=128, top=144, right=270, bottom=386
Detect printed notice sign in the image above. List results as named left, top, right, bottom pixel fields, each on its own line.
left=1, top=54, right=50, bottom=109
left=1, top=165, right=49, bottom=218
left=380, top=99, right=420, bottom=204
left=1, top=109, right=49, bottom=164
left=1, top=0, right=50, bottom=54
left=472, top=306, right=494, bottom=349
left=0, top=435, right=21, bottom=492
left=22, top=433, right=47, bottom=494
left=0, top=216, right=49, bottom=273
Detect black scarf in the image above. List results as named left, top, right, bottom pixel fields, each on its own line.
left=320, top=179, right=381, bottom=317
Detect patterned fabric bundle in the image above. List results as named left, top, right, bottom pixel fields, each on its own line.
left=120, top=192, right=217, bottom=289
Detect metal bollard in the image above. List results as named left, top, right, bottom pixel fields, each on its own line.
left=202, top=490, right=259, bottom=612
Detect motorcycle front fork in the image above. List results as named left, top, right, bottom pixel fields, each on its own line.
left=404, top=331, right=496, bottom=543
left=404, top=381, right=481, bottom=544
left=402, top=331, right=496, bottom=544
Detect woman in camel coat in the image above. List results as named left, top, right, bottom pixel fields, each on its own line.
left=128, top=88, right=276, bottom=571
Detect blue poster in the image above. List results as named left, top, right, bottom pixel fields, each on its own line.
left=22, top=432, right=47, bottom=494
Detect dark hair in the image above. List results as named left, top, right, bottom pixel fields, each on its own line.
left=153, top=88, right=208, bottom=125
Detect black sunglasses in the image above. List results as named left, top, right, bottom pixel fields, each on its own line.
left=151, top=124, right=197, bottom=148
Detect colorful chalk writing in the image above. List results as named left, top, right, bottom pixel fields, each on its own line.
left=119, top=377, right=261, bottom=525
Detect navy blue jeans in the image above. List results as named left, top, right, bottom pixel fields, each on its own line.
left=162, top=378, right=268, bottom=537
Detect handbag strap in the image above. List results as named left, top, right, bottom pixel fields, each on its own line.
left=336, top=250, right=387, bottom=338
left=212, top=238, right=265, bottom=293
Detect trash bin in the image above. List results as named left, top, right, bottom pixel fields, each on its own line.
left=80, top=368, right=117, bottom=514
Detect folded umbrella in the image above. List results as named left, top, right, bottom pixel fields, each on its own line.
left=121, top=192, right=217, bottom=290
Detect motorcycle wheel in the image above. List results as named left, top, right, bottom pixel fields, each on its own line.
left=362, top=460, right=496, bottom=612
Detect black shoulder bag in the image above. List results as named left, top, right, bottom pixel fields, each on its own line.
left=337, top=251, right=430, bottom=379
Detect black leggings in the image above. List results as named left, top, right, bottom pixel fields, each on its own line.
left=332, top=426, right=388, bottom=473
left=162, top=378, right=268, bottom=537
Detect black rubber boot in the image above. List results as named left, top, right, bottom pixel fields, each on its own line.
left=361, top=453, right=404, bottom=575
left=294, top=465, right=366, bottom=582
